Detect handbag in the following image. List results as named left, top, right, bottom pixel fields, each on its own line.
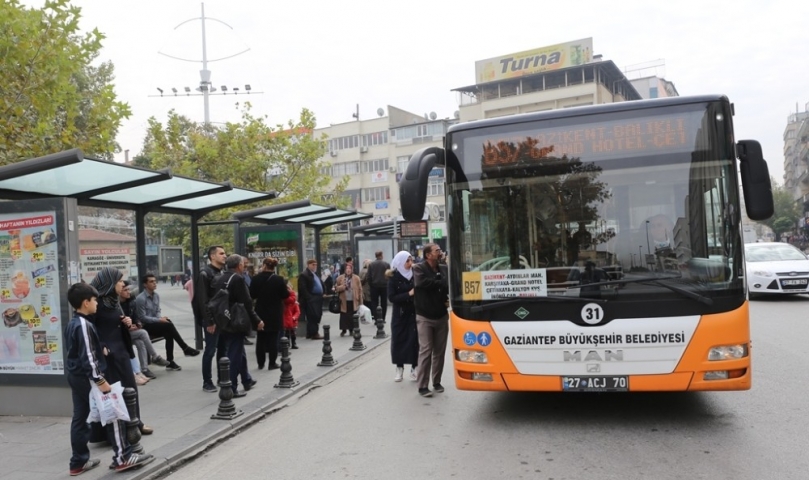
left=328, top=292, right=341, bottom=314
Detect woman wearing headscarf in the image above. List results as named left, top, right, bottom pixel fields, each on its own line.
left=249, top=257, right=289, bottom=370
left=387, top=251, right=418, bottom=382
left=335, top=263, right=363, bottom=336
left=89, top=268, right=152, bottom=437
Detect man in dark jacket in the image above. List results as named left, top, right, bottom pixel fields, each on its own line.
left=297, top=258, right=324, bottom=340
left=412, top=243, right=449, bottom=397
left=195, top=245, right=226, bottom=393
left=213, top=254, right=264, bottom=397
left=367, top=250, right=390, bottom=321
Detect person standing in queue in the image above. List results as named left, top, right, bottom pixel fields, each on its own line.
left=335, top=263, right=363, bottom=337
left=412, top=243, right=449, bottom=397
left=387, top=251, right=418, bottom=382
left=195, top=245, right=226, bottom=393
left=298, top=259, right=324, bottom=340
left=214, top=254, right=264, bottom=397
left=249, top=257, right=289, bottom=370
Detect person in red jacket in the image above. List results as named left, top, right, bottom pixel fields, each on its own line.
left=283, top=283, right=300, bottom=349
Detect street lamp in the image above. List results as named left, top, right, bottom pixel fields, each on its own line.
left=645, top=220, right=651, bottom=254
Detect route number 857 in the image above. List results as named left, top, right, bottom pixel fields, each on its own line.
left=463, top=280, right=480, bottom=295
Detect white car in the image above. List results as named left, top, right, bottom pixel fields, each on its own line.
left=745, top=242, right=809, bottom=298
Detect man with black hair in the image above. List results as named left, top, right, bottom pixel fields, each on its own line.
left=195, top=245, right=226, bottom=393
left=412, top=243, right=449, bottom=397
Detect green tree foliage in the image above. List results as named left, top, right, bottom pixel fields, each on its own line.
left=0, top=0, right=131, bottom=163
left=140, top=105, right=348, bottom=253
left=761, top=178, right=801, bottom=241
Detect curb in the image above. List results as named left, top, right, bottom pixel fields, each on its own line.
left=104, top=335, right=390, bottom=480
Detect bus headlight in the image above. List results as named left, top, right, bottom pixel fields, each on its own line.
left=708, top=344, right=747, bottom=361
left=457, top=350, right=488, bottom=363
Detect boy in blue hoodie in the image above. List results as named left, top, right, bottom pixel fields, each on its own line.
left=65, top=282, right=153, bottom=475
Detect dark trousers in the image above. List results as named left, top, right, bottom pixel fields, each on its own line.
left=370, top=286, right=388, bottom=321
left=202, top=328, right=224, bottom=387
left=222, top=332, right=252, bottom=391
left=68, top=374, right=92, bottom=470
left=142, top=321, right=190, bottom=361
left=305, top=298, right=323, bottom=337
left=256, top=330, right=279, bottom=368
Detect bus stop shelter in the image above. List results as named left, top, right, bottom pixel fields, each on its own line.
left=232, top=199, right=372, bottom=264
left=0, top=149, right=281, bottom=414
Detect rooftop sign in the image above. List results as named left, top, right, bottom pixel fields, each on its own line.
left=475, top=38, right=594, bottom=84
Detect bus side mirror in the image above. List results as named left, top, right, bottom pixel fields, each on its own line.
left=737, top=140, right=773, bottom=221
left=399, top=147, right=444, bottom=221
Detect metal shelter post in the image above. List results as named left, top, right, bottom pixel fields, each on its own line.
left=314, top=226, right=322, bottom=264
left=190, top=212, right=202, bottom=349
left=135, top=207, right=147, bottom=285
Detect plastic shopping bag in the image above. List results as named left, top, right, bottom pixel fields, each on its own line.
left=88, top=381, right=129, bottom=426
left=357, top=304, right=372, bottom=324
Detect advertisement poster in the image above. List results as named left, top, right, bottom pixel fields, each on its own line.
left=242, top=227, right=303, bottom=291
left=0, top=211, right=63, bottom=375
left=80, top=248, right=131, bottom=283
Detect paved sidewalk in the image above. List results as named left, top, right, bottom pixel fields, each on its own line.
left=0, top=285, right=391, bottom=479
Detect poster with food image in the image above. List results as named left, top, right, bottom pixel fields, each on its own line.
left=0, top=212, right=63, bottom=374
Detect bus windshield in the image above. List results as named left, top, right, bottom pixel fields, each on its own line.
left=446, top=101, right=744, bottom=319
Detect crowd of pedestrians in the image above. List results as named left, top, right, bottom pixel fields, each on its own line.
left=65, top=244, right=449, bottom=475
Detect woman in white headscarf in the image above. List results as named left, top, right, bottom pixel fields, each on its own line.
left=387, top=251, right=418, bottom=382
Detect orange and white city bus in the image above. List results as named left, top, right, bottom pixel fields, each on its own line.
left=399, top=95, right=773, bottom=392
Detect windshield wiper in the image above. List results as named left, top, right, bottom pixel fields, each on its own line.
left=469, top=295, right=605, bottom=313
left=567, top=274, right=714, bottom=306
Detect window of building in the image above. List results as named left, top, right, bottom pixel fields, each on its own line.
left=363, top=186, right=390, bottom=202
left=361, top=131, right=388, bottom=147
left=584, top=68, right=596, bottom=84
left=500, top=81, right=520, bottom=97
left=427, top=178, right=444, bottom=197
left=545, top=72, right=566, bottom=89
left=365, top=158, right=389, bottom=172
left=397, top=156, right=410, bottom=173
left=649, top=87, right=659, bottom=99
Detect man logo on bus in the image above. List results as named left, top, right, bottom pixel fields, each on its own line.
left=563, top=350, right=624, bottom=362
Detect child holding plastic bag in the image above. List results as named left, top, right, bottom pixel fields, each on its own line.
left=65, top=283, right=153, bottom=476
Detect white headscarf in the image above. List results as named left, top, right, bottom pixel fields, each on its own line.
left=390, top=251, right=413, bottom=280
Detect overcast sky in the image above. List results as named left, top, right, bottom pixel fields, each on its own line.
left=24, top=0, right=809, bottom=183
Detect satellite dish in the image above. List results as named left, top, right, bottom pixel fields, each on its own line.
left=429, top=111, right=437, bottom=120
left=454, top=110, right=460, bottom=119
left=377, top=108, right=384, bottom=117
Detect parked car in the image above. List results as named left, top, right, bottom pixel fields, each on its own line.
left=745, top=242, right=809, bottom=298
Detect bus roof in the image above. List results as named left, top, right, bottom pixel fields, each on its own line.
left=447, top=94, right=729, bottom=135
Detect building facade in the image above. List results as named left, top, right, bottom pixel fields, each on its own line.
left=314, top=106, right=455, bottom=243
left=783, top=104, right=809, bottom=226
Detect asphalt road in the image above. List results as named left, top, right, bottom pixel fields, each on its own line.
left=164, top=295, right=809, bottom=480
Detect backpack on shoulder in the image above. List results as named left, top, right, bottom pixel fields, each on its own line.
left=206, top=273, right=251, bottom=334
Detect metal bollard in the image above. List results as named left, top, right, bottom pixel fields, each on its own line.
left=275, top=337, right=299, bottom=388
left=350, top=312, right=366, bottom=351
left=376, top=305, right=384, bottom=324
left=374, top=305, right=388, bottom=339
left=318, top=324, right=338, bottom=367
left=123, top=387, right=144, bottom=454
left=211, top=357, right=244, bottom=420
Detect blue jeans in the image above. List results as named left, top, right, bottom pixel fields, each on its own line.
left=222, top=332, right=252, bottom=391
left=201, top=328, right=223, bottom=387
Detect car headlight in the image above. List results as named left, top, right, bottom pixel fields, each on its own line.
left=751, top=270, right=773, bottom=277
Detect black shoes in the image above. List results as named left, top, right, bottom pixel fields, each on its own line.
left=244, top=379, right=257, bottom=391
left=70, top=459, right=100, bottom=476
left=244, top=338, right=254, bottom=345
left=232, top=390, right=247, bottom=398
left=166, top=361, right=182, bottom=371
left=433, top=383, right=445, bottom=393
left=183, top=347, right=200, bottom=357
left=418, top=388, right=433, bottom=397
left=267, top=363, right=280, bottom=370
left=202, top=383, right=217, bottom=393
